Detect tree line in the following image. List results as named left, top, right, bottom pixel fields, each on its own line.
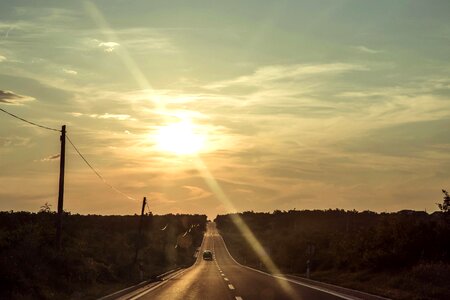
left=0, top=210, right=207, bottom=299
left=215, top=194, right=450, bottom=298
left=216, top=209, right=449, bottom=272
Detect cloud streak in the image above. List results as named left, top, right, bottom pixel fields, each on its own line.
left=354, top=45, right=380, bottom=54
left=207, top=63, right=368, bottom=89
left=63, top=68, right=77, bottom=75
left=39, top=154, right=60, bottom=162
left=0, top=90, right=35, bottom=105
left=69, top=112, right=135, bottom=121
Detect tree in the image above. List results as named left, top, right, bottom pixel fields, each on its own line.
left=39, top=202, right=52, bottom=213
left=437, top=189, right=450, bottom=213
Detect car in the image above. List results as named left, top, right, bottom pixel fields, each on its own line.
left=202, top=250, right=213, bottom=260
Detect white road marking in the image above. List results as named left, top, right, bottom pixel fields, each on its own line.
left=235, top=297, right=243, bottom=300
left=224, top=277, right=229, bottom=281
left=219, top=235, right=361, bottom=300
left=228, top=284, right=235, bottom=290
left=221, top=273, right=225, bottom=276
left=127, top=268, right=189, bottom=300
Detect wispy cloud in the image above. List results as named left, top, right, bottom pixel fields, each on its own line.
left=0, top=136, right=30, bottom=147
left=98, top=41, right=120, bottom=52
left=354, top=45, right=380, bottom=54
left=117, top=28, right=178, bottom=53
left=69, top=112, right=135, bottom=121
left=182, top=185, right=212, bottom=201
left=39, top=154, right=60, bottom=162
left=97, top=113, right=134, bottom=120
left=63, top=68, right=77, bottom=75
left=0, top=90, right=35, bottom=105
left=207, top=63, right=368, bottom=89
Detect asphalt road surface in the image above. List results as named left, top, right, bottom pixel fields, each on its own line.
left=130, top=223, right=361, bottom=300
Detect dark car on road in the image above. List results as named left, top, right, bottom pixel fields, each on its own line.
left=202, top=250, right=213, bottom=260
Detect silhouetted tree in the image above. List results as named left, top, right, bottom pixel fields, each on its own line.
left=437, top=189, right=450, bottom=213
left=39, top=202, right=53, bottom=213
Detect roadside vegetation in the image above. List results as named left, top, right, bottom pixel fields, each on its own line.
left=215, top=191, right=450, bottom=299
left=0, top=209, right=206, bottom=299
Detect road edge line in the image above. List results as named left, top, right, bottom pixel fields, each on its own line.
left=283, top=275, right=391, bottom=300
left=119, top=232, right=208, bottom=299
left=127, top=267, right=192, bottom=300
left=97, top=267, right=181, bottom=300
left=218, top=235, right=363, bottom=300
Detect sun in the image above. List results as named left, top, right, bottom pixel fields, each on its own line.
left=155, top=121, right=206, bottom=155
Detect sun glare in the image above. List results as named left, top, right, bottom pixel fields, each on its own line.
left=155, top=121, right=206, bottom=155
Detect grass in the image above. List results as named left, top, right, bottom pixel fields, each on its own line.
left=303, top=262, right=450, bottom=300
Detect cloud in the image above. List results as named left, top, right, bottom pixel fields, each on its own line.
left=69, top=112, right=134, bottom=121
left=63, top=68, right=77, bottom=75
left=0, top=55, right=6, bottom=62
left=354, top=45, right=380, bottom=54
left=117, top=28, right=177, bottom=53
left=182, top=185, right=212, bottom=201
left=39, top=154, right=60, bottom=162
left=97, top=113, right=133, bottom=120
left=0, top=137, right=30, bottom=147
left=98, top=41, right=120, bottom=52
left=207, top=63, right=368, bottom=89
left=68, top=112, right=83, bottom=117
left=0, top=90, right=35, bottom=105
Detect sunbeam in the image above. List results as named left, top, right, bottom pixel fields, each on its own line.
left=83, top=1, right=165, bottom=111
left=194, top=157, right=297, bottom=296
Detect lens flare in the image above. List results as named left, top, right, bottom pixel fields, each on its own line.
left=155, top=121, right=206, bottom=155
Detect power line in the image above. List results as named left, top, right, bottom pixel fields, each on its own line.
left=1, top=106, right=137, bottom=202
left=66, top=134, right=136, bottom=202
left=0, top=107, right=60, bottom=132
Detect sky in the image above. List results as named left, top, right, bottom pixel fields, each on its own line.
left=0, top=0, right=449, bottom=218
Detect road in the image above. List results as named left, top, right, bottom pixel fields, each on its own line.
left=126, top=223, right=362, bottom=300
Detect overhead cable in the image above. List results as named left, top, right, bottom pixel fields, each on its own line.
left=0, top=107, right=60, bottom=132
left=66, top=134, right=136, bottom=201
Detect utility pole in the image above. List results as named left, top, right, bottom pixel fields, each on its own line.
left=56, top=125, right=66, bottom=250
left=134, top=196, right=147, bottom=263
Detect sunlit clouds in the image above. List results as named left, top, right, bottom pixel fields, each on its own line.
left=98, top=41, right=120, bottom=52
left=62, top=68, right=77, bottom=75
left=69, top=112, right=134, bottom=121
left=0, top=0, right=449, bottom=218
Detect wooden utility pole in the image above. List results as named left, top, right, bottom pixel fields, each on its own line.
left=134, top=197, right=147, bottom=263
left=56, top=125, right=66, bottom=249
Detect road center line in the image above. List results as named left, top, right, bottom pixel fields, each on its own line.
left=224, top=277, right=229, bottom=281
left=228, top=284, right=235, bottom=290
left=235, top=297, right=243, bottom=300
